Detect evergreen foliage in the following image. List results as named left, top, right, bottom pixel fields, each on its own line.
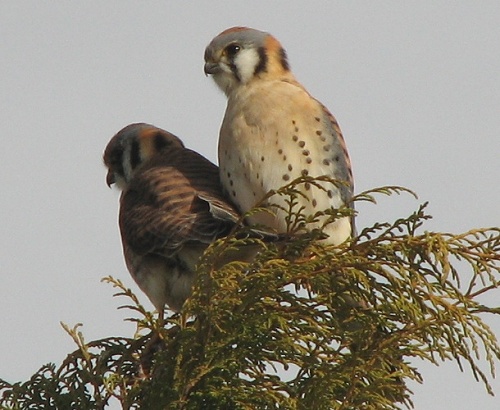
left=1, top=178, right=499, bottom=409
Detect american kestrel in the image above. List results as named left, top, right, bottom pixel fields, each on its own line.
left=204, top=27, right=354, bottom=245
left=103, top=123, right=243, bottom=317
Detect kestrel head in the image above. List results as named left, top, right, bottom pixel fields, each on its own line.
left=103, top=123, right=184, bottom=190
left=204, top=27, right=292, bottom=96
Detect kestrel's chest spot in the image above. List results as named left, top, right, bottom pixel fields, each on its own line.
left=220, top=148, right=263, bottom=204
left=219, top=83, right=352, bottom=219
left=269, top=115, right=339, bottom=182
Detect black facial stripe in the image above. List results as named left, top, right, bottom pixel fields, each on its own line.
left=110, top=148, right=125, bottom=177
left=229, top=62, right=241, bottom=82
left=254, top=46, right=268, bottom=75
left=117, top=162, right=124, bottom=177
left=154, top=132, right=170, bottom=152
left=279, top=47, right=290, bottom=71
left=130, top=138, right=141, bottom=170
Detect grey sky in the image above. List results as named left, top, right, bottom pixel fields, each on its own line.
left=1, top=2, right=499, bottom=409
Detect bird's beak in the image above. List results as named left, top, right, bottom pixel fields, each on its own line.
left=204, top=62, right=221, bottom=76
left=106, top=170, right=115, bottom=187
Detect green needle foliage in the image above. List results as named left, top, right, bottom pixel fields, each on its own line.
left=1, top=178, right=499, bottom=409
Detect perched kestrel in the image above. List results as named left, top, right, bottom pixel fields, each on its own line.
left=103, top=123, right=243, bottom=316
left=204, top=27, right=354, bottom=245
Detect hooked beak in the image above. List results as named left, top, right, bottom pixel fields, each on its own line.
left=106, top=170, right=115, bottom=187
left=204, top=62, right=221, bottom=76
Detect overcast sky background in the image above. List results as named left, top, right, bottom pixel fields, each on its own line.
left=1, top=2, right=499, bottom=409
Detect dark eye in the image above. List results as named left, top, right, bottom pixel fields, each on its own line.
left=225, top=44, right=241, bottom=58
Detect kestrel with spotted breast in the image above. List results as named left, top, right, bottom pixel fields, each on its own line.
left=204, top=27, right=354, bottom=245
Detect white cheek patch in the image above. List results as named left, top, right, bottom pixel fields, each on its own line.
left=234, top=48, right=260, bottom=84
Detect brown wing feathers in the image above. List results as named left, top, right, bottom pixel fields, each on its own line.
left=119, top=147, right=238, bottom=258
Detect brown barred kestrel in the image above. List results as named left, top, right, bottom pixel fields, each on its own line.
left=103, top=123, right=243, bottom=317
